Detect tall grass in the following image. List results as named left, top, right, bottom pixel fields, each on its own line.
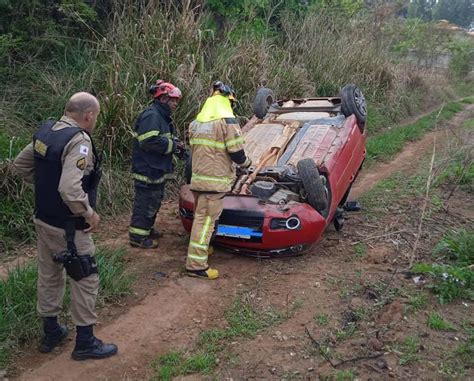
left=0, top=246, right=132, bottom=367
left=0, top=2, right=471, bottom=250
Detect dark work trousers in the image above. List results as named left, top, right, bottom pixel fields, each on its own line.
left=129, top=181, right=165, bottom=241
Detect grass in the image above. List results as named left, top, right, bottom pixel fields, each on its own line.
left=334, top=369, right=355, bottom=381
left=0, top=246, right=132, bottom=369
left=406, top=291, right=429, bottom=313
left=353, top=242, right=367, bottom=260
left=439, top=323, right=473, bottom=378
left=397, top=335, right=420, bottom=366
left=314, top=313, right=329, bottom=326
left=151, top=295, right=284, bottom=380
left=365, top=99, right=465, bottom=165
left=427, top=312, right=455, bottom=331
left=335, top=323, right=357, bottom=342
left=413, top=230, right=474, bottom=304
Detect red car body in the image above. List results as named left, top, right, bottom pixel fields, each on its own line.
left=179, top=91, right=367, bottom=257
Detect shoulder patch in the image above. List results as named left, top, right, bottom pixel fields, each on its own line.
left=34, top=139, right=48, bottom=156
left=79, top=145, right=89, bottom=155
left=224, top=118, right=238, bottom=125
left=76, top=157, right=86, bottom=170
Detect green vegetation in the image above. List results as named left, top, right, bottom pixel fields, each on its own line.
left=397, top=335, right=420, bottom=365
left=0, top=246, right=132, bottom=368
left=353, top=242, right=367, bottom=260
left=433, top=135, right=474, bottom=194
left=406, top=291, right=429, bottom=313
left=151, top=295, right=284, bottom=380
left=334, top=369, right=355, bottom=381
left=439, top=323, right=473, bottom=378
left=0, top=2, right=472, bottom=376
left=366, top=100, right=464, bottom=164
left=427, top=312, right=456, bottom=331
left=335, top=323, right=357, bottom=342
left=314, top=313, right=329, bottom=326
left=1, top=0, right=472, bottom=251
left=413, top=230, right=474, bottom=304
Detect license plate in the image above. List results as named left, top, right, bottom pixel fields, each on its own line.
left=216, top=225, right=257, bottom=239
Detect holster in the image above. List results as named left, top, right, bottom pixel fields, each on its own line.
left=54, top=219, right=98, bottom=281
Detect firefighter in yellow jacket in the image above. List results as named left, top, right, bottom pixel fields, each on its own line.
left=186, top=81, right=252, bottom=279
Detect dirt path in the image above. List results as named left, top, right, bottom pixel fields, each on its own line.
left=12, top=104, right=474, bottom=380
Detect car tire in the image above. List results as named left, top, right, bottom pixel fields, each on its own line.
left=254, top=87, right=274, bottom=119
left=297, top=158, right=328, bottom=216
left=184, top=153, right=192, bottom=184
left=341, top=84, right=367, bottom=131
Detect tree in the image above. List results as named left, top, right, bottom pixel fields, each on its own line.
left=407, top=0, right=435, bottom=21
left=433, top=0, right=473, bottom=28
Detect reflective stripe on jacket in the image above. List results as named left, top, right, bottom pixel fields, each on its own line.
left=131, top=101, right=176, bottom=183
left=190, top=95, right=245, bottom=193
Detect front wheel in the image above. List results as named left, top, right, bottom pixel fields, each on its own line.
left=297, top=158, right=328, bottom=216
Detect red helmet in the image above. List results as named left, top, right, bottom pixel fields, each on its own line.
left=150, top=80, right=182, bottom=99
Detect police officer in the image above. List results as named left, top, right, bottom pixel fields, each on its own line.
left=13, top=92, right=117, bottom=360
left=129, top=80, right=184, bottom=249
left=186, top=81, right=251, bottom=279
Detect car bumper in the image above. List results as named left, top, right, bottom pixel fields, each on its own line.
left=179, top=185, right=327, bottom=257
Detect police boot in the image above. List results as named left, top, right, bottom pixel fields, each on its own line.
left=39, top=316, right=68, bottom=353
left=129, top=236, right=159, bottom=249
left=71, top=325, right=118, bottom=361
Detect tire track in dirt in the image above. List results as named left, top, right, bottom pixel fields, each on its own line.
left=350, top=104, right=474, bottom=199
left=13, top=104, right=474, bottom=380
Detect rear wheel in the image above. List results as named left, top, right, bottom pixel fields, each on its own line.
left=254, top=87, right=274, bottom=119
left=297, top=158, right=328, bottom=216
left=341, top=84, right=367, bottom=131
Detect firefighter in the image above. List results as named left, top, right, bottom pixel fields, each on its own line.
left=129, top=80, right=185, bottom=248
left=185, top=81, right=252, bottom=279
left=13, top=92, right=117, bottom=360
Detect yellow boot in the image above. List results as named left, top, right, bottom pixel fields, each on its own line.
left=186, top=267, right=219, bottom=280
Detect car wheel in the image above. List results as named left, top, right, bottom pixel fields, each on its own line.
left=341, top=84, right=367, bottom=131
left=254, top=87, right=274, bottom=119
left=297, top=158, right=328, bottom=216
left=334, top=213, right=344, bottom=231
left=184, top=153, right=192, bottom=184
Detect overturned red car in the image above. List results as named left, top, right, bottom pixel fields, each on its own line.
left=179, top=84, right=367, bottom=257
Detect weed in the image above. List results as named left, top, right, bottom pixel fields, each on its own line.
left=353, top=242, right=367, bottom=260
left=152, top=294, right=284, bottom=379
left=335, top=323, right=357, bottom=342
left=95, top=246, right=134, bottom=305
left=397, top=335, right=420, bottom=365
left=406, top=291, right=429, bottom=313
left=334, top=369, right=355, bottom=381
left=339, top=285, right=350, bottom=300
left=353, top=307, right=368, bottom=321
left=0, top=263, right=39, bottom=368
left=463, top=117, right=474, bottom=129
left=439, top=324, right=473, bottom=378
left=413, top=230, right=474, bottom=304
left=314, top=313, right=329, bottom=326
left=427, top=312, right=456, bottom=331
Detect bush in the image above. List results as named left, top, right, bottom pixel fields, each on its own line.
left=449, top=39, right=474, bottom=80
left=413, top=230, right=474, bottom=304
